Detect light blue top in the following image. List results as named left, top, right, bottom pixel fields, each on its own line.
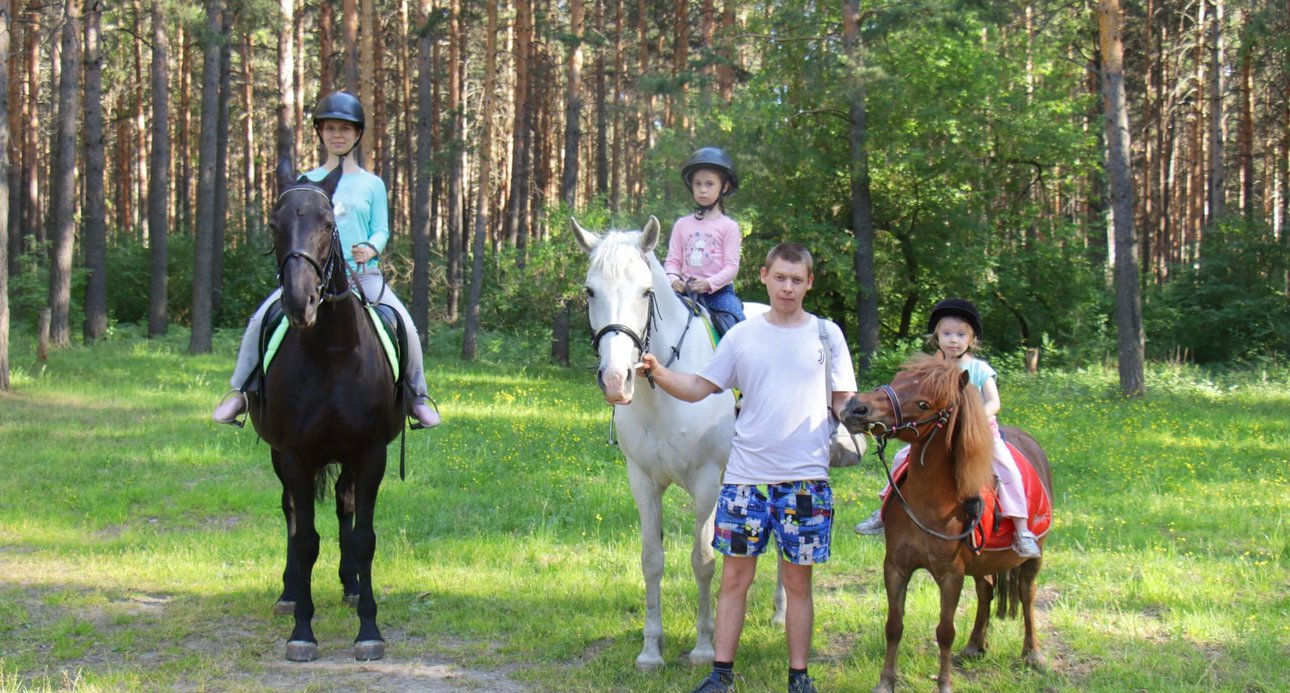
left=305, top=166, right=389, bottom=273
left=960, top=356, right=997, bottom=398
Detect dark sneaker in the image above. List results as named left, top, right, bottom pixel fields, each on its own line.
left=853, top=508, right=884, bottom=535
left=1013, top=530, right=1041, bottom=559
left=692, top=671, right=735, bottom=693
left=788, top=674, right=818, bottom=693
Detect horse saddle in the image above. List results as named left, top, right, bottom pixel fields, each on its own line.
left=883, top=442, right=1052, bottom=554
left=256, top=295, right=407, bottom=385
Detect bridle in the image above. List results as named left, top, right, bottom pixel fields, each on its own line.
left=274, top=186, right=349, bottom=303
left=588, top=252, right=704, bottom=390
left=866, top=381, right=983, bottom=546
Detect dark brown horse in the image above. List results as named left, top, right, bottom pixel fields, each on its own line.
left=246, top=159, right=405, bottom=662
left=842, top=355, right=1052, bottom=693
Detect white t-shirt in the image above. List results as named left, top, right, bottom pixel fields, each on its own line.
left=697, top=313, right=858, bottom=484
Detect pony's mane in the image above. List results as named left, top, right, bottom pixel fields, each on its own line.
left=587, top=229, right=657, bottom=283
left=901, top=354, right=995, bottom=499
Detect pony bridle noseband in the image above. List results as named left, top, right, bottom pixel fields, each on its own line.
left=276, top=186, right=346, bottom=302
left=866, top=381, right=981, bottom=545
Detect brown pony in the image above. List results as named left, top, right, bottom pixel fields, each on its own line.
left=842, top=355, right=1052, bottom=693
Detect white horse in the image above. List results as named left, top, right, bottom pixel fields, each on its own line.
left=571, top=216, right=784, bottom=671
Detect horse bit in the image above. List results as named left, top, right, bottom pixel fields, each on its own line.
left=865, top=383, right=984, bottom=546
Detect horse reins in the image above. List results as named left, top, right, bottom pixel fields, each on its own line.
left=865, top=384, right=983, bottom=545
left=590, top=287, right=660, bottom=388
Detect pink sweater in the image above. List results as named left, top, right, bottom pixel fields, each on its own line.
left=663, top=214, right=742, bottom=291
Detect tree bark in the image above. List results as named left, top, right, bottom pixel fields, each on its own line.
left=561, top=0, right=584, bottom=208
left=21, top=1, right=39, bottom=255
left=83, top=0, right=107, bottom=342
left=445, top=0, right=464, bottom=323
left=844, top=0, right=880, bottom=373
left=343, top=0, right=359, bottom=94
left=411, top=0, right=435, bottom=341
left=360, top=0, right=375, bottom=171
left=1206, top=0, right=1225, bottom=222
left=507, top=0, right=532, bottom=256
left=462, top=0, right=498, bottom=361
left=0, top=0, right=10, bottom=391
left=1098, top=0, right=1146, bottom=396
left=213, top=35, right=231, bottom=321
left=189, top=0, right=223, bottom=354
left=5, top=10, right=18, bottom=279
left=276, top=0, right=294, bottom=168
left=239, top=33, right=258, bottom=241
left=47, top=0, right=82, bottom=349
left=148, top=0, right=170, bottom=337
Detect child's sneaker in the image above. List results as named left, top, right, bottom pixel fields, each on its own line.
left=1013, top=530, right=1041, bottom=558
left=853, top=508, right=884, bottom=535
left=788, top=674, right=817, bottom=693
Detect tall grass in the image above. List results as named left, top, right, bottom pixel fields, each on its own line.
left=0, top=325, right=1286, bottom=692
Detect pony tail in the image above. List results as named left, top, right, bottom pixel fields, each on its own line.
left=952, top=382, right=995, bottom=500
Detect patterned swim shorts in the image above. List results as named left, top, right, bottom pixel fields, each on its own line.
left=713, top=480, right=833, bottom=565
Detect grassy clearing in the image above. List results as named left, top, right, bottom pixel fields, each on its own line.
left=0, top=325, right=1287, bottom=692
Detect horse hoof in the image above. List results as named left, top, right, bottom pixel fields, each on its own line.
left=354, top=639, right=386, bottom=661
left=682, top=647, right=714, bottom=667
left=343, top=593, right=360, bottom=608
left=273, top=600, right=296, bottom=616
left=635, top=655, right=665, bottom=672
left=953, top=646, right=985, bottom=666
left=285, top=640, right=319, bottom=662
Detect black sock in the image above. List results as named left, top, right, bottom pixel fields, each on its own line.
left=789, top=667, right=809, bottom=684
left=713, top=661, right=734, bottom=682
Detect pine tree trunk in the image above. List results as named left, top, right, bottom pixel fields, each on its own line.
left=148, top=0, right=170, bottom=337
left=0, top=0, right=10, bottom=391
left=276, top=0, right=295, bottom=167
left=593, top=0, right=608, bottom=197
left=411, top=0, right=435, bottom=341
left=21, top=2, right=39, bottom=255
left=83, top=0, right=108, bottom=342
left=240, top=33, right=258, bottom=241
left=462, top=0, right=497, bottom=361
left=1098, top=0, right=1145, bottom=396
left=213, top=38, right=231, bottom=322
left=1238, top=49, right=1254, bottom=219
left=360, top=0, right=376, bottom=171
left=177, top=28, right=192, bottom=232
left=343, top=0, right=359, bottom=94
left=47, top=0, right=82, bottom=349
left=561, top=0, right=584, bottom=208
left=844, top=0, right=879, bottom=373
left=4, top=10, right=18, bottom=279
left=1206, top=0, right=1224, bottom=222
left=189, top=0, right=223, bottom=354
left=446, top=0, right=463, bottom=323
left=507, top=0, right=531, bottom=256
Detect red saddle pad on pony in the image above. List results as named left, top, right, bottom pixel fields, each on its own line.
left=882, top=442, right=1051, bottom=553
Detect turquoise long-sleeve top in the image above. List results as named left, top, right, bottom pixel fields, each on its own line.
left=305, top=165, right=390, bottom=273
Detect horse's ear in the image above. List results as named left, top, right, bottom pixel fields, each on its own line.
left=276, top=157, right=296, bottom=196
left=639, top=216, right=660, bottom=253
left=570, top=217, right=600, bottom=253
left=959, top=369, right=970, bottom=390
left=318, top=164, right=344, bottom=200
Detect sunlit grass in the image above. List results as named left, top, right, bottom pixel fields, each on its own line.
left=1, top=325, right=1287, bottom=691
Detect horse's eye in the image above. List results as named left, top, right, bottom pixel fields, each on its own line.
left=916, top=401, right=931, bottom=410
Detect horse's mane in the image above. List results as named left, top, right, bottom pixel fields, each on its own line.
left=586, top=229, right=659, bottom=283
left=902, top=354, right=995, bottom=500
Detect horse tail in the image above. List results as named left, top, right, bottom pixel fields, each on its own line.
left=993, top=569, right=1020, bottom=620
left=314, top=465, right=339, bottom=504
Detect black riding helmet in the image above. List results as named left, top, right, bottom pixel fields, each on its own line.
left=927, top=298, right=983, bottom=338
left=680, top=147, right=738, bottom=196
left=312, top=92, right=365, bottom=153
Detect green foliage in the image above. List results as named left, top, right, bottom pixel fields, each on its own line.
left=1145, top=217, right=1290, bottom=365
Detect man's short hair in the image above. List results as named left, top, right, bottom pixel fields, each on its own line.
left=764, top=243, right=814, bottom=273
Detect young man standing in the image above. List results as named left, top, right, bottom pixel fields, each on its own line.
left=637, top=243, right=857, bottom=693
